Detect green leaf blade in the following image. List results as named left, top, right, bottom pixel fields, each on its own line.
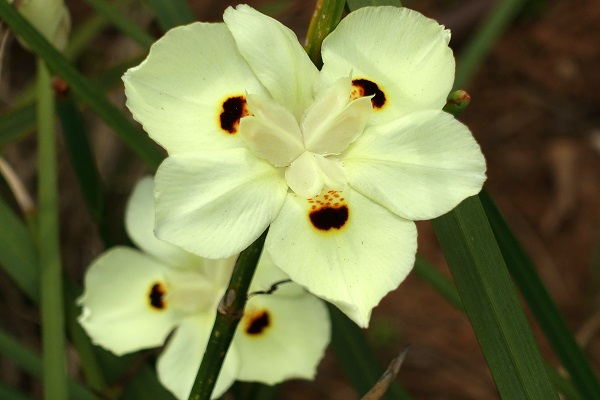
left=481, top=191, right=600, bottom=399
left=432, top=196, right=558, bottom=399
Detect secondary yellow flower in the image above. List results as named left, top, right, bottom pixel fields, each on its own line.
left=123, top=5, right=486, bottom=327
left=78, top=177, right=330, bottom=399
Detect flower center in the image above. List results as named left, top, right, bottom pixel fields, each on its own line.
left=239, top=77, right=373, bottom=198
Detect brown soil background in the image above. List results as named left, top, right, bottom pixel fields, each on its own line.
left=1, top=0, right=600, bottom=399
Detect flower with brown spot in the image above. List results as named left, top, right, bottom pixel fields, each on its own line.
left=124, top=5, right=486, bottom=327
left=78, top=177, right=330, bottom=400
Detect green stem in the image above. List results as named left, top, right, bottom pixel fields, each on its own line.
left=37, top=59, right=67, bottom=399
left=304, top=0, right=346, bottom=68
left=188, top=231, right=267, bottom=400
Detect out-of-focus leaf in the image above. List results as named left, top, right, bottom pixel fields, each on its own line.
left=0, top=381, right=30, bottom=400
left=0, top=328, right=98, bottom=400
left=142, top=0, right=195, bottom=31
left=0, top=195, right=38, bottom=302
left=83, top=0, right=154, bottom=48
left=328, top=304, right=413, bottom=400
left=56, top=92, right=109, bottom=244
left=0, top=1, right=165, bottom=170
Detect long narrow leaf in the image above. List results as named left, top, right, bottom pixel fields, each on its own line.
left=0, top=105, right=35, bottom=147
left=0, top=1, right=165, bottom=170
left=432, top=196, right=558, bottom=399
left=56, top=93, right=109, bottom=244
left=328, top=305, right=413, bottom=400
left=481, top=190, right=600, bottom=398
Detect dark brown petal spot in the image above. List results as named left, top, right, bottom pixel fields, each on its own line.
left=149, top=283, right=166, bottom=310
left=310, top=205, right=349, bottom=231
left=246, top=310, right=271, bottom=335
left=219, top=96, right=249, bottom=134
left=351, top=79, right=386, bottom=109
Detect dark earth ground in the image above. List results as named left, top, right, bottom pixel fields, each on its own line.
left=1, top=0, right=600, bottom=399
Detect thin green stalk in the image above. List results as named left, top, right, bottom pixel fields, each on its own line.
left=304, top=0, right=346, bottom=68
left=37, top=59, right=67, bottom=399
left=188, top=231, right=267, bottom=400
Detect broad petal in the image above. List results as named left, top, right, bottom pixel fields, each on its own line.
left=343, top=110, right=487, bottom=221
left=154, top=149, right=287, bottom=259
left=78, top=247, right=179, bottom=355
left=302, top=78, right=372, bottom=155
left=224, top=5, right=318, bottom=120
left=240, top=94, right=304, bottom=166
left=266, top=189, right=417, bottom=327
left=233, top=292, right=330, bottom=384
left=157, top=315, right=240, bottom=400
left=123, top=22, right=267, bottom=154
left=320, top=7, right=455, bottom=125
left=126, top=176, right=201, bottom=268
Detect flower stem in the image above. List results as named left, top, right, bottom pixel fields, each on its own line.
left=188, top=231, right=268, bottom=400
left=304, top=0, right=346, bottom=68
left=37, top=58, right=68, bottom=399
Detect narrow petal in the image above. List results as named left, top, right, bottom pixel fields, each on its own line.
left=78, top=247, right=179, bottom=355
left=224, top=5, right=318, bottom=120
left=314, top=155, right=348, bottom=192
left=302, top=78, right=372, bottom=155
left=239, top=94, right=304, bottom=166
left=123, top=23, right=267, bottom=154
left=266, top=189, right=417, bottom=327
left=126, top=176, right=201, bottom=268
left=233, top=292, right=330, bottom=384
left=343, top=110, right=487, bottom=221
left=320, top=7, right=455, bottom=125
left=155, top=149, right=287, bottom=259
left=157, top=315, right=240, bottom=400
